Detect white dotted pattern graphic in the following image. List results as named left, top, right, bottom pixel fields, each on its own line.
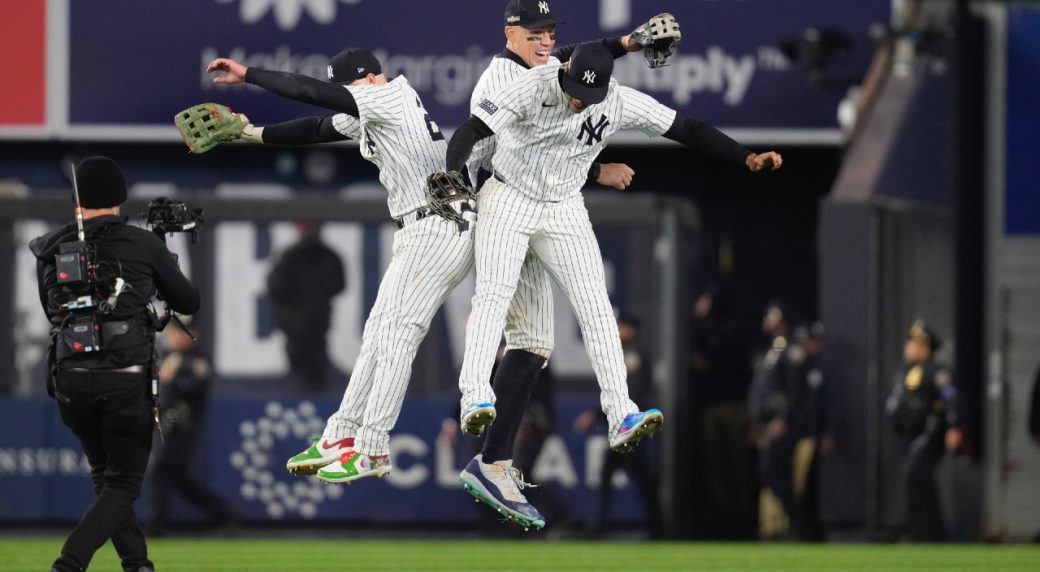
left=230, top=401, right=341, bottom=519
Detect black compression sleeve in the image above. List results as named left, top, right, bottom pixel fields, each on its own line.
left=246, top=68, right=360, bottom=117
left=586, top=162, right=601, bottom=185
left=261, top=116, right=350, bottom=145
left=446, top=116, right=494, bottom=172
left=663, top=115, right=753, bottom=165
left=553, top=36, right=627, bottom=63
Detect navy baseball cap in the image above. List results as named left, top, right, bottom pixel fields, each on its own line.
left=327, top=49, right=381, bottom=84
left=504, top=0, right=564, bottom=29
left=560, top=42, right=613, bottom=104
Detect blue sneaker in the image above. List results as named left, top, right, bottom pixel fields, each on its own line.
left=460, top=402, right=496, bottom=436
left=459, top=455, right=545, bottom=530
left=608, top=408, right=664, bottom=453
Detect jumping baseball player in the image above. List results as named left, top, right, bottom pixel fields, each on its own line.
left=440, top=40, right=782, bottom=523
left=192, top=49, right=478, bottom=483
left=454, top=0, right=683, bottom=530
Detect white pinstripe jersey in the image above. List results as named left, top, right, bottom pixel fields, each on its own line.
left=466, top=53, right=526, bottom=184
left=331, top=76, right=446, bottom=218
left=473, top=59, right=677, bottom=202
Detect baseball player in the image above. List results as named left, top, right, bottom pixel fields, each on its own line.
left=454, top=1, right=683, bottom=530
left=200, top=49, right=477, bottom=483
left=441, top=40, right=782, bottom=522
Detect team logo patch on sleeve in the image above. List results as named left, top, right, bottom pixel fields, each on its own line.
left=478, top=99, right=499, bottom=115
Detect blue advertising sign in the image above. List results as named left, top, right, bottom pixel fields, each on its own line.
left=0, top=395, right=649, bottom=524
left=66, top=0, right=888, bottom=141
left=1006, top=8, right=1040, bottom=234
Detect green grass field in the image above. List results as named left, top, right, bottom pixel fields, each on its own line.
left=2, top=539, right=1038, bottom=571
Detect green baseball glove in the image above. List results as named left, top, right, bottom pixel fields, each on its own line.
left=174, top=103, right=247, bottom=154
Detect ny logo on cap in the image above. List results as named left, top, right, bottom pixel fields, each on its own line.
left=538, top=1, right=550, bottom=14
left=327, top=65, right=334, bottom=80
left=583, top=70, right=596, bottom=84
left=357, top=67, right=365, bottom=73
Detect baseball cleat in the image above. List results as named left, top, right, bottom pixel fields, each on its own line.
left=286, top=436, right=356, bottom=475
left=608, top=408, right=664, bottom=453
left=459, top=454, right=545, bottom=530
left=460, top=402, right=497, bottom=436
left=316, top=450, right=392, bottom=484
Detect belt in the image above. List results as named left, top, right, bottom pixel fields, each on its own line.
left=67, top=364, right=147, bottom=374
left=395, top=208, right=431, bottom=229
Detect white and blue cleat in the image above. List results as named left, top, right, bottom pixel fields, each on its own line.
left=608, top=408, right=664, bottom=453
left=460, top=402, right=497, bottom=436
left=459, top=454, right=545, bottom=531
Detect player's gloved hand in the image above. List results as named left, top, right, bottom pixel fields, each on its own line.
left=629, top=13, right=682, bottom=68
left=746, top=151, right=783, bottom=172
left=174, top=103, right=248, bottom=154
left=425, top=171, right=476, bottom=224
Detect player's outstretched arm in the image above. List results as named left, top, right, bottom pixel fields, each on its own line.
left=663, top=114, right=782, bottom=172
left=208, top=57, right=361, bottom=117
left=253, top=116, right=352, bottom=146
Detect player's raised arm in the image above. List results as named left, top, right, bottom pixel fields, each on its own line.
left=208, top=57, right=361, bottom=117
left=553, top=13, right=682, bottom=66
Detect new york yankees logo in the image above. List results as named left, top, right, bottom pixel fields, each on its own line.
left=583, top=70, right=596, bottom=84
left=538, top=1, right=550, bottom=14
left=577, top=114, right=610, bottom=145
left=327, top=65, right=334, bottom=80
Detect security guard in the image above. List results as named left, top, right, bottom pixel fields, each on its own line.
left=30, top=156, right=200, bottom=572
left=886, top=320, right=962, bottom=542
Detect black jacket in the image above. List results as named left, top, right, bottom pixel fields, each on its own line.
left=30, top=215, right=199, bottom=368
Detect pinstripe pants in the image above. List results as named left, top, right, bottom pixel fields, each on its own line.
left=322, top=209, right=554, bottom=455
left=459, top=178, right=637, bottom=430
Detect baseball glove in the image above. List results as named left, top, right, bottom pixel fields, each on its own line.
left=174, top=103, right=247, bottom=154
left=425, top=171, right=476, bottom=224
left=630, top=13, right=682, bottom=68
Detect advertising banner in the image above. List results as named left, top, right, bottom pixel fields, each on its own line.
left=0, top=395, right=648, bottom=524
left=62, top=0, right=889, bottom=141
left=1006, top=8, right=1040, bottom=234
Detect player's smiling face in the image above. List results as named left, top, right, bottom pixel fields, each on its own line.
left=505, top=25, right=557, bottom=68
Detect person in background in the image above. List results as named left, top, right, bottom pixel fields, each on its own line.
left=267, top=222, right=345, bottom=393
left=689, top=285, right=755, bottom=538
left=574, top=312, right=663, bottom=540
left=149, top=324, right=239, bottom=536
left=757, top=321, right=831, bottom=540
left=886, top=320, right=962, bottom=542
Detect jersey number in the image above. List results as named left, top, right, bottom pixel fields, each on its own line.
left=417, top=97, right=444, bottom=141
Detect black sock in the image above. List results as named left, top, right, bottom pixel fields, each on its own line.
left=481, top=350, right=546, bottom=464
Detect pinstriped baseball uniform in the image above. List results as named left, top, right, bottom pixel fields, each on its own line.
left=458, top=58, right=675, bottom=430
left=468, top=52, right=555, bottom=363
left=319, top=76, right=475, bottom=456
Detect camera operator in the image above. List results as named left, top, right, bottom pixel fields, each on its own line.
left=29, top=156, right=199, bottom=572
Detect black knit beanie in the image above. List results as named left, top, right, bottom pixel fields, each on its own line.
left=75, top=156, right=127, bottom=208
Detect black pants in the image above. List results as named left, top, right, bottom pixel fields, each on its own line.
left=52, top=369, right=154, bottom=572
left=151, top=426, right=235, bottom=533
left=588, top=445, right=663, bottom=540
left=284, top=326, right=330, bottom=392
left=902, top=433, right=948, bottom=542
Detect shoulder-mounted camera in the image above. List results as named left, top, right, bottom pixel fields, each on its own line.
left=145, top=197, right=205, bottom=243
